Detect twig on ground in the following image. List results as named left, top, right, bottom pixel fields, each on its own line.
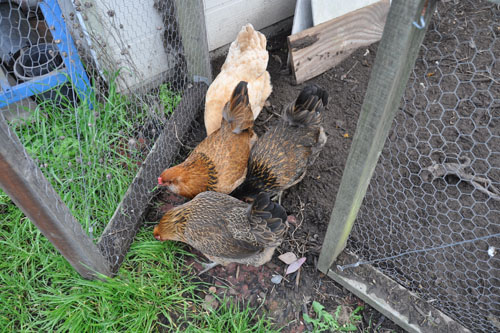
left=424, top=156, right=500, bottom=200
left=302, top=303, right=313, bottom=331
left=295, top=267, right=301, bottom=291
left=341, top=61, right=359, bottom=80
left=173, top=122, right=195, bottom=150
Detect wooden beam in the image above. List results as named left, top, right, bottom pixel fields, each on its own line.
left=317, top=0, right=437, bottom=273
left=174, top=0, right=212, bottom=83
left=97, top=83, right=207, bottom=273
left=0, top=117, right=111, bottom=279
left=327, top=252, right=472, bottom=333
left=288, top=0, right=390, bottom=84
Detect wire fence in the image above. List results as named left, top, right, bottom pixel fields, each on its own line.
left=346, top=1, right=499, bottom=332
left=0, top=0, right=210, bottom=273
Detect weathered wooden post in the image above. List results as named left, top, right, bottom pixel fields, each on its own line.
left=0, top=117, right=111, bottom=279
left=318, top=0, right=438, bottom=273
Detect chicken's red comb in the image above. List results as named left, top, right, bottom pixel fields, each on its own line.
left=158, top=177, right=163, bottom=185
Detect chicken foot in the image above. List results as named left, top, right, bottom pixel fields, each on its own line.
left=195, top=259, right=220, bottom=275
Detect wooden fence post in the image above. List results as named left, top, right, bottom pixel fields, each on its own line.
left=318, top=0, right=438, bottom=273
left=174, top=0, right=212, bottom=84
left=0, top=117, right=111, bottom=279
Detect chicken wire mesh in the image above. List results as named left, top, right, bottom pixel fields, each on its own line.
left=345, top=1, right=500, bottom=332
left=0, top=0, right=210, bottom=273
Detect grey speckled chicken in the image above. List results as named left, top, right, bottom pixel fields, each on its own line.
left=153, top=191, right=287, bottom=273
left=232, top=84, right=328, bottom=202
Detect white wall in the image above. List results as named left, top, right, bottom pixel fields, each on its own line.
left=203, top=0, right=296, bottom=51
left=311, top=0, right=387, bottom=25
left=79, top=0, right=177, bottom=93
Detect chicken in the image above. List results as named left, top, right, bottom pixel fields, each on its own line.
left=158, top=81, right=256, bottom=199
left=153, top=191, right=287, bottom=273
left=232, top=85, right=328, bottom=202
left=204, top=23, right=272, bottom=136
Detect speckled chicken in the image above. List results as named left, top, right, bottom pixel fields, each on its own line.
left=232, top=85, right=328, bottom=202
left=158, top=81, right=256, bottom=199
left=153, top=191, right=287, bottom=272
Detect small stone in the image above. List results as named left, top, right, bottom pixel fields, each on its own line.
left=202, top=294, right=219, bottom=311
left=128, top=138, right=137, bottom=151
left=241, top=284, right=249, bottom=295
left=271, top=274, right=283, bottom=284
left=208, top=286, right=216, bottom=293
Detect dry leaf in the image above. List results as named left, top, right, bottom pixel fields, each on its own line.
left=286, top=257, right=306, bottom=275
left=278, top=252, right=297, bottom=265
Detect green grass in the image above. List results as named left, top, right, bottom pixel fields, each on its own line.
left=8, top=81, right=149, bottom=236
left=0, top=81, right=276, bottom=331
left=0, top=194, right=275, bottom=331
left=186, top=297, right=278, bottom=333
left=303, top=301, right=363, bottom=332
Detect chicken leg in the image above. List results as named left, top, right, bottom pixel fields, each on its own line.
left=196, top=260, right=220, bottom=275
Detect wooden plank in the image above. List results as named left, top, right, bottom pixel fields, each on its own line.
left=327, top=252, right=472, bottom=333
left=288, top=0, right=390, bottom=84
left=97, top=83, right=207, bottom=273
left=175, top=0, right=212, bottom=83
left=0, top=117, right=111, bottom=279
left=317, top=0, right=437, bottom=272
left=204, top=0, right=295, bottom=51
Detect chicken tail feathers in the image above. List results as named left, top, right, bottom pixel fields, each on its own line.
left=222, top=81, right=254, bottom=133
left=284, top=84, right=328, bottom=127
left=235, top=23, right=267, bottom=52
left=246, top=192, right=287, bottom=246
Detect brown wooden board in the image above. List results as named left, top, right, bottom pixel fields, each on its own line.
left=288, top=0, right=390, bottom=84
left=97, top=83, right=207, bottom=273
left=329, top=252, right=472, bottom=333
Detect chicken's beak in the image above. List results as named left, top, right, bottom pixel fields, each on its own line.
left=153, top=226, right=163, bottom=241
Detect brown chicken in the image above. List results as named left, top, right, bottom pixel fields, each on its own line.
left=232, top=85, right=328, bottom=202
left=204, top=23, right=272, bottom=136
left=158, top=81, right=256, bottom=199
left=153, top=191, right=287, bottom=273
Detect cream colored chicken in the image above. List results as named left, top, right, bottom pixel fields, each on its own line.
left=204, top=23, right=272, bottom=136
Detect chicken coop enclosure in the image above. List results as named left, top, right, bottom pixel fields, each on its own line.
left=0, top=0, right=211, bottom=277
left=319, top=1, right=499, bottom=332
left=1, top=0, right=498, bottom=332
